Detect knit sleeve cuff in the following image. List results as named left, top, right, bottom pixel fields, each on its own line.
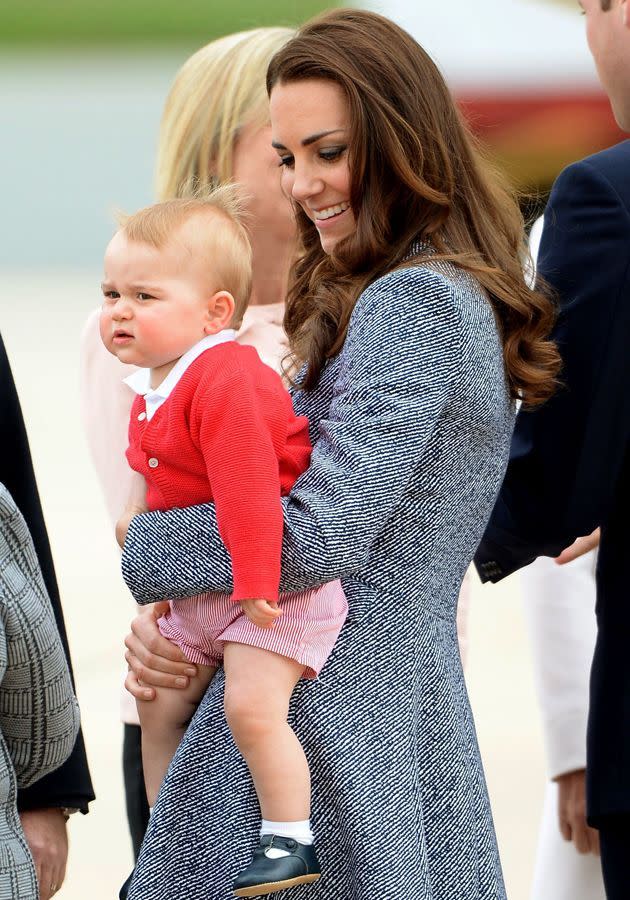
left=231, top=572, right=280, bottom=605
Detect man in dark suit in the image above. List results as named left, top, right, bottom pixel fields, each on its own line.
left=0, top=333, right=95, bottom=898
left=475, top=2, right=630, bottom=896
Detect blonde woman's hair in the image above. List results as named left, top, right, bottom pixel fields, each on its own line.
left=118, top=185, right=253, bottom=324
left=156, top=27, right=295, bottom=200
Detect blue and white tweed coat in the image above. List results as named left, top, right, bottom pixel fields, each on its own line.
left=122, top=260, right=514, bottom=899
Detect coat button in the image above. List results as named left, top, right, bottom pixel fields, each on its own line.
left=138, top=411, right=147, bottom=421
left=148, top=457, right=159, bottom=468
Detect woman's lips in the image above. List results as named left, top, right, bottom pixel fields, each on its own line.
left=313, top=206, right=351, bottom=229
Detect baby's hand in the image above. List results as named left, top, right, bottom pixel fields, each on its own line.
left=116, top=473, right=148, bottom=549
left=115, top=503, right=147, bottom=549
left=240, top=598, right=282, bottom=629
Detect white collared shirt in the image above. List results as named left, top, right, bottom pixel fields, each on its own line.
left=123, top=330, right=237, bottom=421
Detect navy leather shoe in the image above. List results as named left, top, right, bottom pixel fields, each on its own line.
left=233, top=835, right=321, bottom=897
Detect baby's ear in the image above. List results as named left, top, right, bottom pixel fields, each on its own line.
left=204, top=291, right=236, bottom=334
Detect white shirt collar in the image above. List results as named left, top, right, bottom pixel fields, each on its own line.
left=123, top=330, right=236, bottom=420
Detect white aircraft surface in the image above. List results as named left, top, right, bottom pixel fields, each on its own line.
left=365, top=0, right=597, bottom=90
left=364, top=0, right=621, bottom=185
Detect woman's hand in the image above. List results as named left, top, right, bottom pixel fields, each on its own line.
left=240, top=598, right=283, bottom=629
left=124, top=602, right=197, bottom=700
left=19, top=809, right=68, bottom=900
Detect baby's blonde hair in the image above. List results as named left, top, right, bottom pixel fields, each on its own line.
left=118, top=185, right=252, bottom=324
left=156, top=27, right=295, bottom=201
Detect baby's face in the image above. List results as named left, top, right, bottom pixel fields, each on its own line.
left=100, top=231, right=219, bottom=372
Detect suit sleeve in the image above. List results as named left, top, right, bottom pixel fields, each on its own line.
left=0, top=333, right=94, bottom=811
left=476, top=158, right=630, bottom=581
left=121, top=268, right=462, bottom=602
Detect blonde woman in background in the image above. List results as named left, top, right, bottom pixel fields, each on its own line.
left=79, top=27, right=296, bottom=858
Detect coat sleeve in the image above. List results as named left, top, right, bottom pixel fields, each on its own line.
left=475, top=157, right=630, bottom=582
left=122, top=267, right=463, bottom=603
left=0, top=486, right=81, bottom=789
left=0, top=332, right=95, bottom=811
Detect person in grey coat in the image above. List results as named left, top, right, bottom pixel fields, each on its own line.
left=118, top=10, right=560, bottom=899
left=0, top=484, right=80, bottom=899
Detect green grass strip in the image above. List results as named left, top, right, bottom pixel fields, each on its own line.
left=0, top=0, right=339, bottom=46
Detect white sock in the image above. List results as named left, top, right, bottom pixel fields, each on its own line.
left=260, top=819, right=313, bottom=857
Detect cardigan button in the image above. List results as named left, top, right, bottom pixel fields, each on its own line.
left=148, top=457, right=159, bottom=468
left=138, top=411, right=147, bottom=421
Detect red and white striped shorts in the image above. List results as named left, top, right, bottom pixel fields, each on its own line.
left=157, top=580, right=347, bottom=679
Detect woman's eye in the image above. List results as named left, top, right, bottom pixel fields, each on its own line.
left=320, top=147, right=345, bottom=162
left=277, top=155, right=294, bottom=168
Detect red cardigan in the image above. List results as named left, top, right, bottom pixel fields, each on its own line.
left=126, top=343, right=312, bottom=603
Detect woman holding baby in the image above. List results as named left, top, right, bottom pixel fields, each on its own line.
left=100, top=8, right=560, bottom=899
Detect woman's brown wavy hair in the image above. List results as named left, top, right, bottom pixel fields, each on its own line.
left=266, top=8, right=560, bottom=403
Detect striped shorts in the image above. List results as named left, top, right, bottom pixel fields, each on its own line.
left=157, top=580, right=347, bottom=679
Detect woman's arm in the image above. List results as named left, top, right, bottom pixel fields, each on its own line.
left=122, top=267, right=463, bottom=604
left=0, top=486, right=80, bottom=788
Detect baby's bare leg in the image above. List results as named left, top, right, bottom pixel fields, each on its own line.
left=223, top=643, right=308, bottom=821
left=137, top=663, right=216, bottom=806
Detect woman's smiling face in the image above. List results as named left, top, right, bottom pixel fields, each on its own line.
left=270, top=78, right=355, bottom=255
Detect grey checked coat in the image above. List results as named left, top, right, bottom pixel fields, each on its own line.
left=122, top=261, right=515, bottom=899
left=0, top=485, right=80, bottom=899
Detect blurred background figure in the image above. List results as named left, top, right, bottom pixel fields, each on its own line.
left=522, top=554, right=604, bottom=900
left=0, top=1, right=623, bottom=897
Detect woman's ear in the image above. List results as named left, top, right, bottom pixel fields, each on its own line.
left=204, top=290, right=236, bottom=334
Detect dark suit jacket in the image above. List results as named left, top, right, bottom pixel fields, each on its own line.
left=475, top=140, right=630, bottom=823
left=0, top=333, right=94, bottom=812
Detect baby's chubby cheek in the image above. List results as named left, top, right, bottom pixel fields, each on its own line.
left=98, top=309, right=111, bottom=349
